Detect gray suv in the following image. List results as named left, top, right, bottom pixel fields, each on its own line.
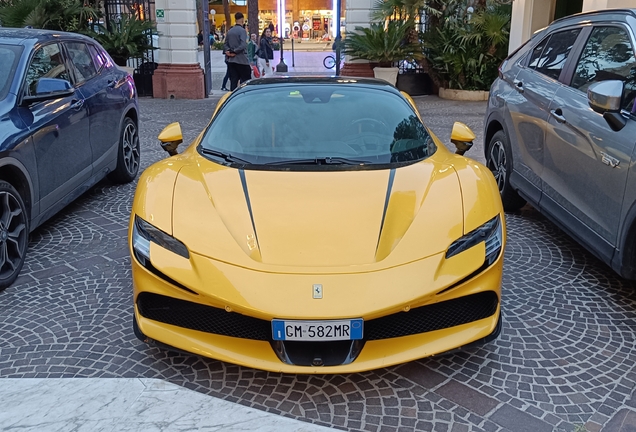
left=484, top=9, right=636, bottom=279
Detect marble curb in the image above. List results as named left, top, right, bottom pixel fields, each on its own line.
left=0, top=378, right=334, bottom=432
left=438, top=88, right=490, bottom=101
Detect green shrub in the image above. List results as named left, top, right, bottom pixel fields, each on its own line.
left=88, top=15, right=156, bottom=66
left=344, top=21, right=423, bottom=67
left=422, top=4, right=511, bottom=90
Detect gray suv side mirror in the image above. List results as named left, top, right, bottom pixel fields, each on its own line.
left=587, top=80, right=626, bottom=131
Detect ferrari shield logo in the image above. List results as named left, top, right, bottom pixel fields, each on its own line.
left=313, top=284, right=323, bottom=299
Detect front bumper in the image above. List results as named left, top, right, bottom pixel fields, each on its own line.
left=131, top=246, right=503, bottom=373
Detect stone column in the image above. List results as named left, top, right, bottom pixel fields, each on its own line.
left=508, top=0, right=556, bottom=54
left=583, top=0, right=635, bottom=10
left=153, top=0, right=205, bottom=99
left=340, top=0, right=374, bottom=77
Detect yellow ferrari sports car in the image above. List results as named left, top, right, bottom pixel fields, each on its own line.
left=130, top=77, right=505, bottom=373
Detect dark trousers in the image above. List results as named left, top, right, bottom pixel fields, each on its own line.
left=228, top=63, right=252, bottom=90
left=222, top=66, right=229, bottom=89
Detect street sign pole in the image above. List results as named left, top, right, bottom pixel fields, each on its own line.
left=334, top=0, right=341, bottom=76
left=201, top=0, right=212, bottom=96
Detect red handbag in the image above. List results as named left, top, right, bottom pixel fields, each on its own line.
left=252, top=64, right=260, bottom=78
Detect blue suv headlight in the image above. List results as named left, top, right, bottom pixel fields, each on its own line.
left=446, top=215, right=503, bottom=266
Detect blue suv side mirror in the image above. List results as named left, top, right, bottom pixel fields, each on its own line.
left=21, top=78, right=75, bottom=105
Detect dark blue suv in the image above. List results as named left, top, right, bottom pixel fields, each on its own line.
left=0, top=29, right=140, bottom=290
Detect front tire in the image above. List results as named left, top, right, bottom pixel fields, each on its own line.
left=108, top=117, right=140, bottom=184
left=486, top=130, right=526, bottom=211
left=0, top=181, right=29, bottom=291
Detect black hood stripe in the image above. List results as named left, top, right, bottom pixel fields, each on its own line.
left=376, top=168, right=396, bottom=253
left=239, top=169, right=260, bottom=250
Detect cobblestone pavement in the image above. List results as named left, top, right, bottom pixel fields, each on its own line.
left=2, top=95, right=636, bottom=432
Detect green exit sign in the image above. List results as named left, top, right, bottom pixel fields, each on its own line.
left=156, top=9, right=165, bottom=22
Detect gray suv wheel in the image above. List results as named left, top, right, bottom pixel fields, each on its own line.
left=486, top=130, right=526, bottom=211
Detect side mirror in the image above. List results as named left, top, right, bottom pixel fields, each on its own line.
left=587, top=80, right=627, bottom=131
left=21, top=78, right=74, bottom=105
left=158, top=122, right=183, bottom=156
left=450, top=122, right=476, bottom=155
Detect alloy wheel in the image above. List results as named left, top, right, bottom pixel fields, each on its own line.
left=488, top=140, right=507, bottom=193
left=122, top=122, right=140, bottom=176
left=0, top=190, right=27, bottom=282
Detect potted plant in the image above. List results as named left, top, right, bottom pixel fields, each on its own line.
left=90, top=15, right=156, bottom=67
left=344, top=20, right=423, bottom=86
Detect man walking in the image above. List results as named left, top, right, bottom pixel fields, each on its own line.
left=223, top=12, right=251, bottom=90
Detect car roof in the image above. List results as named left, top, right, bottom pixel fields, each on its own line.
left=550, top=8, right=636, bottom=29
left=238, top=76, right=403, bottom=94
left=0, top=28, right=96, bottom=46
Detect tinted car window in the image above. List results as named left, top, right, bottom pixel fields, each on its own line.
left=571, top=26, right=636, bottom=112
left=88, top=43, right=110, bottom=71
left=528, top=29, right=581, bottom=80
left=0, top=44, right=23, bottom=101
left=66, top=42, right=97, bottom=83
left=200, top=85, right=436, bottom=168
left=25, top=43, right=70, bottom=95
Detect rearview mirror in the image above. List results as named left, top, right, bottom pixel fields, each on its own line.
left=21, top=78, right=74, bottom=105
left=450, top=122, right=476, bottom=155
left=158, top=122, right=183, bottom=156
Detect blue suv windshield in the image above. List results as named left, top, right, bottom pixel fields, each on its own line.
left=0, top=44, right=23, bottom=101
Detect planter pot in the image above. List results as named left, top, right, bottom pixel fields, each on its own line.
left=373, top=67, right=399, bottom=86
left=438, top=88, right=489, bottom=101
left=396, top=73, right=433, bottom=96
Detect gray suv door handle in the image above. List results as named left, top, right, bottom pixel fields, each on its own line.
left=513, top=79, right=524, bottom=93
left=550, top=108, right=566, bottom=123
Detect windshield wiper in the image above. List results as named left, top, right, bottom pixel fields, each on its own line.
left=200, top=148, right=251, bottom=165
left=265, top=157, right=368, bottom=166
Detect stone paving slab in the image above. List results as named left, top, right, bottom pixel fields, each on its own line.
left=2, top=95, right=636, bottom=432
left=0, top=378, right=334, bottom=432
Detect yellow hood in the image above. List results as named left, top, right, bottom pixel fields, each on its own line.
left=170, top=154, right=464, bottom=272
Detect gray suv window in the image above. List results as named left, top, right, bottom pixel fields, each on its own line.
left=571, top=26, right=636, bottom=113
left=527, top=28, right=581, bottom=80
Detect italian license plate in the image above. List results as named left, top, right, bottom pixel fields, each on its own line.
left=272, top=319, right=363, bottom=341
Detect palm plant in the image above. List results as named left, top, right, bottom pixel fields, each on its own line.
left=421, top=3, right=511, bottom=90
left=0, top=0, right=99, bottom=32
left=90, top=15, right=155, bottom=66
left=371, top=0, right=441, bottom=23
left=344, top=21, right=423, bottom=67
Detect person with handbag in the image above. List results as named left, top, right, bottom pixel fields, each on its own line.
left=256, top=28, right=274, bottom=77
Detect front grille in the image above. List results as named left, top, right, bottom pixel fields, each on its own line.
left=272, top=340, right=364, bottom=366
left=137, top=290, right=498, bottom=346
left=365, top=291, right=498, bottom=340
left=137, top=292, right=271, bottom=341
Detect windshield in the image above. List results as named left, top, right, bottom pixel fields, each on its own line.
left=199, top=84, right=436, bottom=169
left=0, top=44, right=22, bottom=101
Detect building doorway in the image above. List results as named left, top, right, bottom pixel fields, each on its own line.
left=554, top=0, right=582, bottom=20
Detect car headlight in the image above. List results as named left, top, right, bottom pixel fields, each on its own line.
left=446, top=215, right=502, bottom=265
left=132, top=215, right=189, bottom=266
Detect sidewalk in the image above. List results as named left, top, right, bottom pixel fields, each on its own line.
left=0, top=378, right=334, bottom=432
left=199, top=50, right=335, bottom=92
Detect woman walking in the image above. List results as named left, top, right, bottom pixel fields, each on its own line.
left=256, top=28, right=274, bottom=77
